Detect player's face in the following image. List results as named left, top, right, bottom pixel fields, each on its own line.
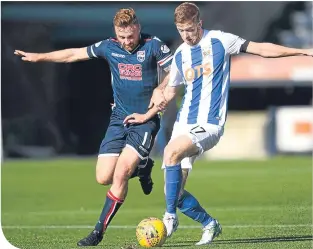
left=115, top=24, right=141, bottom=52
left=176, top=20, right=203, bottom=46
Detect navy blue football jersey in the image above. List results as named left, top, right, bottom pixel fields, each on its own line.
left=87, top=34, right=173, bottom=117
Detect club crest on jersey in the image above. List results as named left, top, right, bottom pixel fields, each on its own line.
left=137, top=51, right=145, bottom=62
left=202, top=50, right=211, bottom=57
left=201, top=46, right=211, bottom=57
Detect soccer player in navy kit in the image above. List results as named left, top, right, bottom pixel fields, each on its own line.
left=14, top=8, right=172, bottom=246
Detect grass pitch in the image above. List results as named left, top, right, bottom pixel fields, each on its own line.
left=1, top=156, right=312, bottom=249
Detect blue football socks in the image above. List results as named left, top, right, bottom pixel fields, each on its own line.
left=165, top=164, right=182, bottom=214
left=178, top=190, right=213, bottom=227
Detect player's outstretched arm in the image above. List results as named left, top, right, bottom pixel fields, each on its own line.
left=245, top=42, right=313, bottom=58
left=14, top=47, right=89, bottom=63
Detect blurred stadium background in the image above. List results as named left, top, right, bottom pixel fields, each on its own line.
left=1, top=1, right=312, bottom=159
left=1, top=2, right=313, bottom=248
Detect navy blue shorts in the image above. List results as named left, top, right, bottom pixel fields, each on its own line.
left=98, top=109, right=160, bottom=161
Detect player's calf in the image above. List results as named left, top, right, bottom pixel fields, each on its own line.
left=78, top=190, right=124, bottom=246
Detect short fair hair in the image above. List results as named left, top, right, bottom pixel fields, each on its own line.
left=113, top=8, right=139, bottom=27
left=174, top=2, right=200, bottom=24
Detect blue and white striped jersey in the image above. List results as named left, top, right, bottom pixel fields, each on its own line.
left=169, top=29, right=245, bottom=126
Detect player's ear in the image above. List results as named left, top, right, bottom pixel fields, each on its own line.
left=138, top=24, right=141, bottom=33
left=198, top=20, right=203, bottom=28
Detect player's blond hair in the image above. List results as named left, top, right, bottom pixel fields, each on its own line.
left=113, top=8, right=139, bottom=27
left=174, top=2, right=200, bottom=24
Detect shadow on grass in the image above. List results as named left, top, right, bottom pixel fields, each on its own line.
left=162, top=235, right=313, bottom=247
left=162, top=245, right=192, bottom=247
left=215, top=235, right=313, bottom=244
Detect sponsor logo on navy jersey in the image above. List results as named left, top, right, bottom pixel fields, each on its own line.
left=112, top=52, right=126, bottom=58
left=118, top=63, right=143, bottom=81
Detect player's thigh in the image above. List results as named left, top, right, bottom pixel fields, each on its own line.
left=96, top=155, right=119, bottom=185
left=164, top=135, right=199, bottom=164
left=169, top=123, right=199, bottom=158
left=168, top=122, right=223, bottom=156
left=98, top=116, right=126, bottom=156
left=188, top=123, right=224, bottom=155
left=113, top=146, right=142, bottom=183
left=161, top=122, right=197, bottom=168
left=126, top=117, right=160, bottom=162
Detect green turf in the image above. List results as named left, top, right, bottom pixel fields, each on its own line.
left=1, top=156, right=312, bottom=249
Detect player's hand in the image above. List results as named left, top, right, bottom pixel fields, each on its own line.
left=149, top=89, right=167, bottom=111
left=123, top=113, right=148, bottom=125
left=14, top=50, right=41, bottom=62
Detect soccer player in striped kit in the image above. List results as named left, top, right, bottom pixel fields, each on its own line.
left=124, top=2, right=313, bottom=245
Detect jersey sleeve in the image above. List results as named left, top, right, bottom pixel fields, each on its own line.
left=168, top=54, right=183, bottom=87
left=86, top=39, right=110, bottom=59
left=220, top=32, right=246, bottom=55
left=152, top=37, right=173, bottom=72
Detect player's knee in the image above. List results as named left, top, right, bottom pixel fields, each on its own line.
left=96, top=174, right=113, bottom=185
left=164, top=145, right=181, bottom=165
left=163, top=145, right=173, bottom=164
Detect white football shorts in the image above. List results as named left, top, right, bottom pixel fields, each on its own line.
left=162, top=122, right=224, bottom=170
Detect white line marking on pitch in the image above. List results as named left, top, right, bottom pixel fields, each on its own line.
left=2, top=224, right=312, bottom=229
left=2, top=206, right=311, bottom=216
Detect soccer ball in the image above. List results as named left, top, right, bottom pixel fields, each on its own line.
left=136, top=217, right=167, bottom=247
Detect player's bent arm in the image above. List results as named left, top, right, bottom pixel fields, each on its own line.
left=163, top=85, right=179, bottom=103
left=144, top=105, right=161, bottom=122
left=156, top=73, right=170, bottom=91
left=149, top=73, right=170, bottom=110
left=245, top=41, right=312, bottom=58
left=123, top=105, right=160, bottom=125
left=14, top=47, right=89, bottom=63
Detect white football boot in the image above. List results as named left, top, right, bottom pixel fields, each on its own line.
left=195, top=219, right=222, bottom=245
left=162, top=212, right=179, bottom=237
